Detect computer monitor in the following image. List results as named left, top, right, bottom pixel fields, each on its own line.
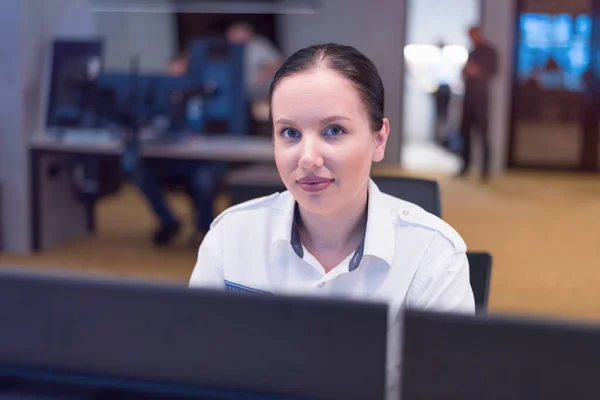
left=400, top=309, right=600, bottom=400
left=0, top=269, right=388, bottom=400
left=45, top=39, right=104, bottom=129
left=0, top=365, right=288, bottom=399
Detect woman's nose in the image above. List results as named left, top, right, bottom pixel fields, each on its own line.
left=298, top=137, right=324, bottom=170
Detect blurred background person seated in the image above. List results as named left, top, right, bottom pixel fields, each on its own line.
left=136, top=22, right=282, bottom=246
left=137, top=52, right=226, bottom=247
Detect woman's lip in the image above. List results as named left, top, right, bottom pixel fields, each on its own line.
left=298, top=180, right=333, bottom=193
left=297, top=177, right=334, bottom=184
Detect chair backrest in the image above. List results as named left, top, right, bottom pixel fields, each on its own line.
left=229, top=183, right=286, bottom=206
left=226, top=173, right=443, bottom=216
left=371, top=176, right=442, bottom=217
left=226, top=166, right=286, bottom=206
left=466, top=252, right=493, bottom=313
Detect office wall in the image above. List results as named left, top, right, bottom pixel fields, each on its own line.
left=522, top=0, right=589, bottom=13
left=0, top=1, right=25, bottom=252
left=0, top=0, right=96, bottom=253
left=277, top=0, right=407, bottom=164
left=482, top=0, right=517, bottom=173
left=94, top=2, right=177, bottom=73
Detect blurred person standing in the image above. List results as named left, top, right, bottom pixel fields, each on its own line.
left=458, top=25, right=497, bottom=182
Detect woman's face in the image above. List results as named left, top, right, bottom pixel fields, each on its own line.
left=272, top=67, right=389, bottom=216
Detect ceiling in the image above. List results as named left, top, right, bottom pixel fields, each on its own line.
left=91, top=0, right=322, bottom=14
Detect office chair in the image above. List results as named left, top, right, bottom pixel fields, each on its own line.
left=229, top=182, right=286, bottom=206
left=371, top=176, right=442, bottom=218
left=466, top=251, right=493, bottom=313
left=226, top=172, right=444, bottom=215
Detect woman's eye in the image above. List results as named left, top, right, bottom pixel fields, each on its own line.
left=324, top=126, right=345, bottom=136
left=281, top=128, right=301, bottom=139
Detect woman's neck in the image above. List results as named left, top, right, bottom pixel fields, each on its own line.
left=297, top=189, right=368, bottom=272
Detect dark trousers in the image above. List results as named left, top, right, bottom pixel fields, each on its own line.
left=138, top=160, right=226, bottom=232
left=434, top=84, right=451, bottom=143
left=460, top=97, right=490, bottom=177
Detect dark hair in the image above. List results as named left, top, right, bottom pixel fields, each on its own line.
left=469, top=25, right=482, bottom=35
left=268, top=43, right=385, bottom=132
left=227, top=21, right=255, bottom=33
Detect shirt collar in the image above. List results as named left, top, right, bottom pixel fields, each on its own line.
left=271, top=179, right=395, bottom=270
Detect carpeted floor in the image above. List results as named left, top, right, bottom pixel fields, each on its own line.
left=2, top=168, right=600, bottom=323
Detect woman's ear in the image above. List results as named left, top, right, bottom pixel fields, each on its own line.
left=372, top=118, right=390, bottom=163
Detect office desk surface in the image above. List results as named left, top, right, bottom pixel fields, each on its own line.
left=29, top=135, right=275, bottom=162
left=29, top=135, right=123, bottom=155
left=143, top=136, right=274, bottom=162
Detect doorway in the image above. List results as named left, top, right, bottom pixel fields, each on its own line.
left=401, top=0, right=481, bottom=173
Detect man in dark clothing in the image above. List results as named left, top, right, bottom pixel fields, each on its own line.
left=458, top=25, right=498, bottom=181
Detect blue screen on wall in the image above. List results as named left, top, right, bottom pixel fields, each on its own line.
left=517, top=13, right=592, bottom=91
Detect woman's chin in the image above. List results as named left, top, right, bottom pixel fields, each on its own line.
left=293, top=192, right=338, bottom=215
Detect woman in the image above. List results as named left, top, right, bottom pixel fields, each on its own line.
left=190, top=43, right=474, bottom=396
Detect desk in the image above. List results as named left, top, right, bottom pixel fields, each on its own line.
left=29, top=134, right=275, bottom=162
left=29, top=134, right=275, bottom=251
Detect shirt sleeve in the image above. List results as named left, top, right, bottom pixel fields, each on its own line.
left=407, top=237, right=475, bottom=314
left=189, top=227, right=225, bottom=289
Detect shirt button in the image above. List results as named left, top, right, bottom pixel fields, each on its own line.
left=402, top=210, right=410, bottom=216
left=318, top=282, right=325, bottom=288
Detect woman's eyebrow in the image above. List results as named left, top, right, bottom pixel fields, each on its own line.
left=320, top=116, right=351, bottom=124
left=274, top=118, right=296, bottom=125
left=275, top=116, right=351, bottom=125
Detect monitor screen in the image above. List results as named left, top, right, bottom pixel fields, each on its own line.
left=0, top=269, right=387, bottom=400
left=45, top=40, right=104, bottom=129
left=517, top=13, right=592, bottom=91
left=401, top=310, right=600, bottom=400
left=0, top=366, right=294, bottom=399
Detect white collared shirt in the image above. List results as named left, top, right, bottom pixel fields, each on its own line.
left=190, top=179, right=475, bottom=399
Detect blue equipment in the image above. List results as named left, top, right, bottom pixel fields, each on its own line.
left=46, top=38, right=249, bottom=137
left=43, top=37, right=250, bottom=206
left=93, top=39, right=248, bottom=137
